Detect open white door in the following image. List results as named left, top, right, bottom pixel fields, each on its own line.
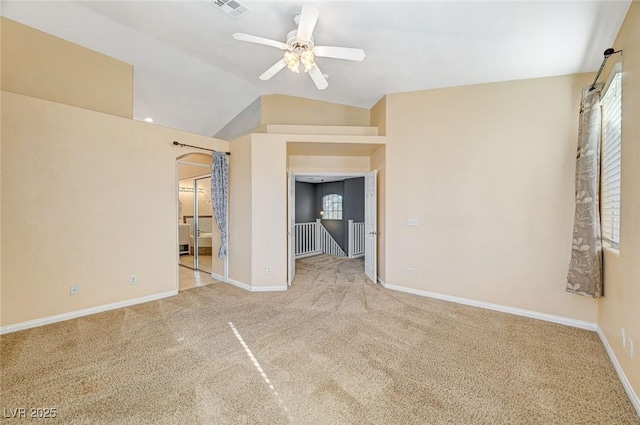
left=364, top=170, right=377, bottom=283
left=287, top=170, right=296, bottom=285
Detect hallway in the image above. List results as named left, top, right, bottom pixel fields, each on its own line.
left=293, top=254, right=368, bottom=287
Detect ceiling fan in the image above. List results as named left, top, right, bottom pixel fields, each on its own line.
left=232, top=5, right=366, bottom=90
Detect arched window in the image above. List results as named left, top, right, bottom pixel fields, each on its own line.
left=322, top=194, right=343, bottom=220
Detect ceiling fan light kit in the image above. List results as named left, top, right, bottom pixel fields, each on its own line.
left=284, top=49, right=315, bottom=73
left=283, top=30, right=316, bottom=73
left=232, top=5, right=365, bottom=90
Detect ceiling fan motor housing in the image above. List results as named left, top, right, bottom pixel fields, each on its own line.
left=286, top=29, right=314, bottom=52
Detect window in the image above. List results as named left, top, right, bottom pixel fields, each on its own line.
left=601, top=70, right=622, bottom=248
left=322, top=194, right=343, bottom=220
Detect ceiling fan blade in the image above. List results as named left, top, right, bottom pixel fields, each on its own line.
left=233, top=33, right=287, bottom=50
left=308, top=65, right=328, bottom=90
left=314, top=46, right=366, bottom=61
left=296, top=5, right=319, bottom=42
left=259, top=59, right=287, bottom=81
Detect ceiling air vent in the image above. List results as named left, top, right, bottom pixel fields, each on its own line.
left=211, top=0, right=251, bottom=20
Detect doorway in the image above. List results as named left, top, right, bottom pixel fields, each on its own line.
left=176, top=156, right=226, bottom=290
left=179, top=175, right=214, bottom=273
left=288, top=170, right=377, bottom=285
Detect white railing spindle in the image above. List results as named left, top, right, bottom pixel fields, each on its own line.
left=294, top=221, right=322, bottom=258
left=349, top=221, right=355, bottom=257
left=293, top=220, right=346, bottom=258
left=316, top=219, right=322, bottom=252
left=348, top=220, right=365, bottom=258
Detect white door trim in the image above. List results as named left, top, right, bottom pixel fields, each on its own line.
left=288, top=169, right=296, bottom=286
left=364, top=170, right=377, bottom=283
left=294, top=172, right=367, bottom=180
left=175, top=159, right=229, bottom=284
left=289, top=170, right=375, bottom=280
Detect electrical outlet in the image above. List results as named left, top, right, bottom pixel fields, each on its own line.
left=129, top=275, right=137, bottom=285
left=629, top=338, right=634, bottom=359
left=621, top=328, right=626, bottom=347
left=407, top=267, right=413, bottom=276
left=266, top=266, right=272, bottom=274
left=70, top=284, right=79, bottom=295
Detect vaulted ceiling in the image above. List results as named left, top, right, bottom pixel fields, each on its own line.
left=2, top=1, right=631, bottom=138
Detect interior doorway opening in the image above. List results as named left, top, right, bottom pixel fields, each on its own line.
left=288, top=171, right=377, bottom=286
left=176, top=154, right=226, bottom=291
left=179, top=174, right=214, bottom=273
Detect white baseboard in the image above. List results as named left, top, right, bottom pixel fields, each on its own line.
left=382, top=283, right=596, bottom=331
left=596, top=325, right=640, bottom=417
left=295, top=251, right=322, bottom=259
left=211, top=272, right=225, bottom=282
left=227, top=278, right=252, bottom=291
left=0, top=290, right=178, bottom=335
left=226, top=278, right=287, bottom=292
left=251, top=285, right=288, bottom=292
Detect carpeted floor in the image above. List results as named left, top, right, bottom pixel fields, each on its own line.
left=1, top=255, right=638, bottom=424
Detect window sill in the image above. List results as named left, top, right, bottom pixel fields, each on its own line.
left=603, top=246, right=620, bottom=257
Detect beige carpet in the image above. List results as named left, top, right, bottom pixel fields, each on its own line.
left=1, top=255, right=638, bottom=424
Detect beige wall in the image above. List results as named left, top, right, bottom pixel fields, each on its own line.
left=370, top=96, right=387, bottom=136
left=178, top=153, right=214, bottom=168
left=0, top=20, right=4, bottom=324
left=598, top=0, right=640, bottom=399
left=371, top=146, right=386, bottom=282
left=383, top=73, right=598, bottom=323
left=288, top=155, right=371, bottom=173
left=261, top=95, right=370, bottom=127
left=1, top=91, right=228, bottom=326
left=177, top=163, right=210, bottom=182
left=1, top=18, right=133, bottom=119
left=251, top=135, right=288, bottom=288
left=228, top=133, right=288, bottom=289
left=217, top=94, right=374, bottom=141
left=228, top=135, right=252, bottom=286
left=230, top=133, right=384, bottom=290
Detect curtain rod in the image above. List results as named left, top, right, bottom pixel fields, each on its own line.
left=589, top=48, right=622, bottom=91
left=173, top=140, right=230, bottom=155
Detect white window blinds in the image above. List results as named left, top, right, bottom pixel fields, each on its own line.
left=601, top=71, right=622, bottom=248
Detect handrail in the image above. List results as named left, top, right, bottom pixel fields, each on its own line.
left=294, top=220, right=346, bottom=258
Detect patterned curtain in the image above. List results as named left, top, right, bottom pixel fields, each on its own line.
left=567, top=87, right=603, bottom=298
left=211, top=151, right=228, bottom=258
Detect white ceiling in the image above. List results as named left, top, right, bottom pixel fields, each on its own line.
left=2, top=1, right=631, bottom=138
